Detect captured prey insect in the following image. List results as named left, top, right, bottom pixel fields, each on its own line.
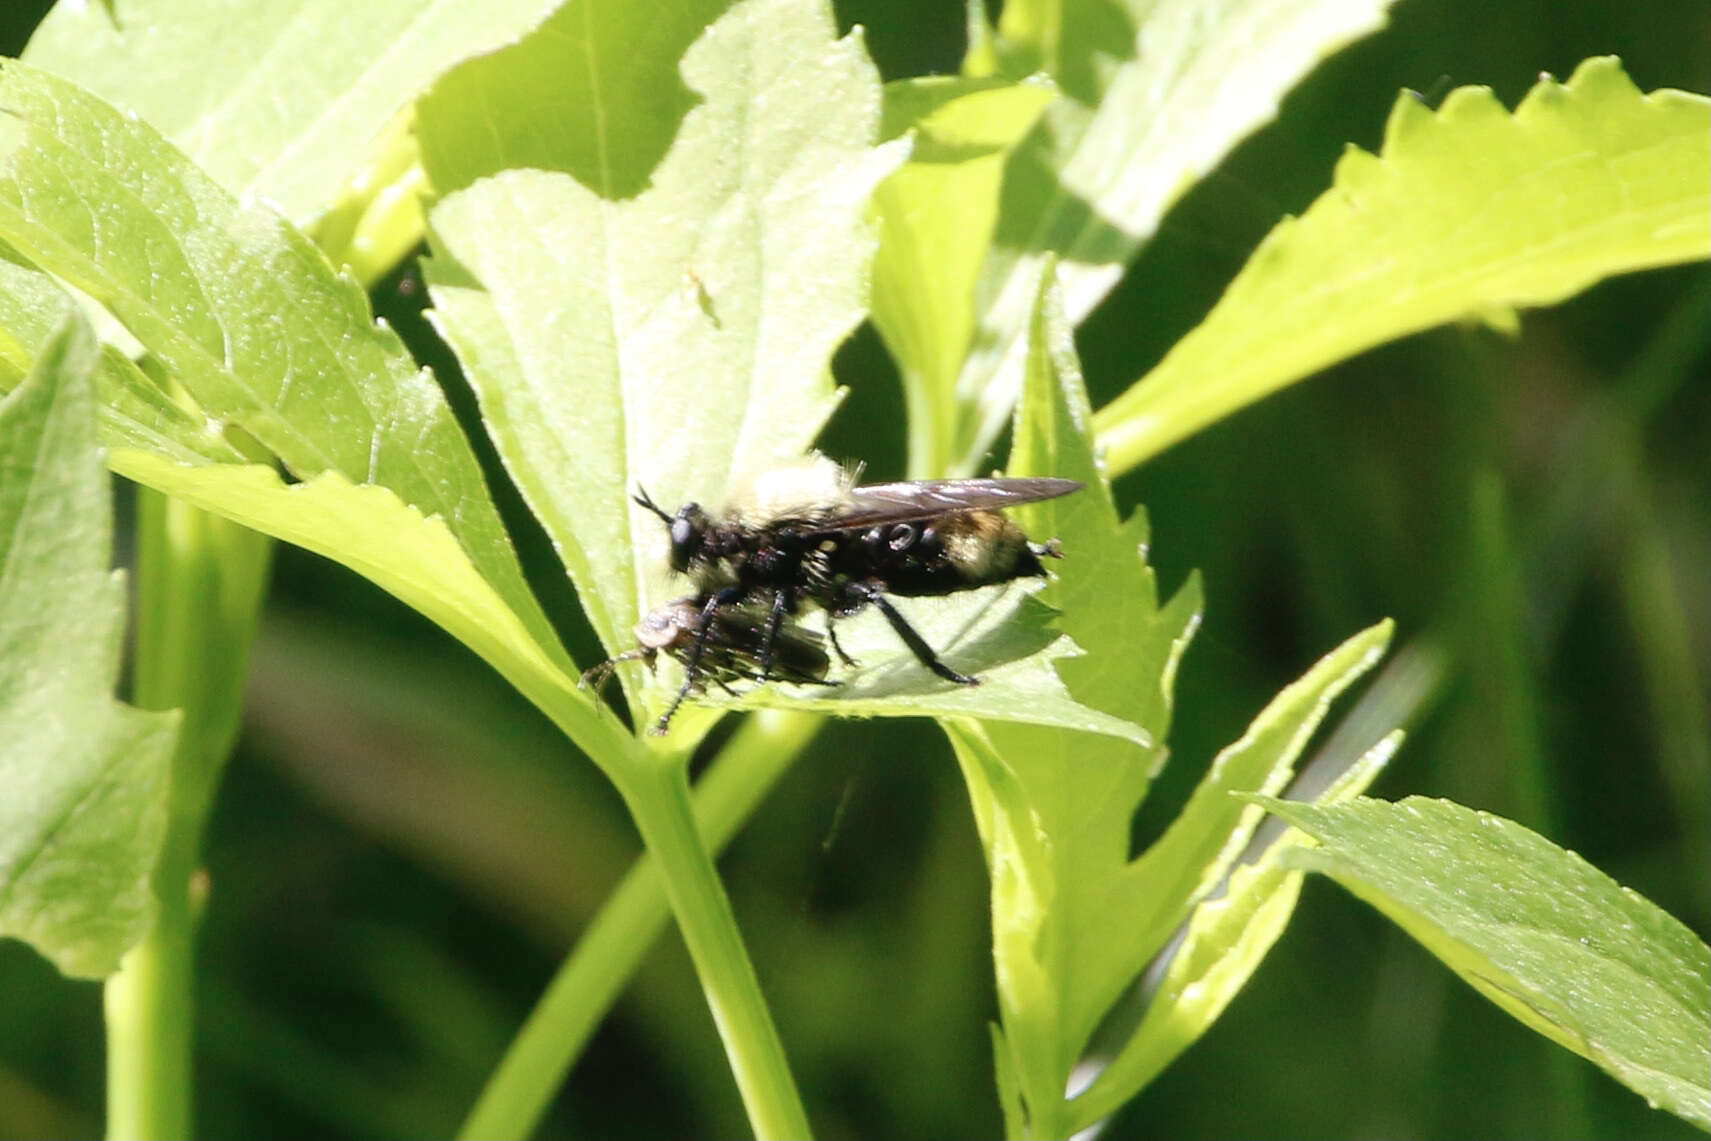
left=580, top=596, right=835, bottom=734
left=615, top=455, right=1080, bottom=725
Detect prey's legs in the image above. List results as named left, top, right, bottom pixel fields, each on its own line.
left=756, top=587, right=791, bottom=682
left=653, top=587, right=740, bottom=734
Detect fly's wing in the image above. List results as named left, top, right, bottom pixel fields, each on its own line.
left=822, top=477, right=1083, bottom=533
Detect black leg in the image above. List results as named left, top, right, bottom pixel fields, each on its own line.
left=756, top=588, right=791, bottom=682
left=652, top=588, right=740, bottom=734
left=854, top=584, right=978, bottom=686
left=825, top=618, right=859, bottom=668
left=579, top=647, right=647, bottom=695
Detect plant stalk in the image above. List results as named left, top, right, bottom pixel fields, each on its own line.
left=459, top=710, right=820, bottom=1139
left=610, top=742, right=813, bottom=1140
left=106, top=489, right=270, bottom=1140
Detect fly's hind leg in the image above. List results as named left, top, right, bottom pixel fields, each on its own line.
left=848, top=582, right=978, bottom=686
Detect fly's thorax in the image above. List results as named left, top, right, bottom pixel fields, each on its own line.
left=725, top=453, right=854, bottom=529
left=797, top=534, right=841, bottom=594
left=700, top=523, right=818, bottom=595
left=677, top=520, right=759, bottom=591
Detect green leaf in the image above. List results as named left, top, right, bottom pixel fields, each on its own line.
left=971, top=613, right=1395, bottom=1136
left=949, top=280, right=1398, bottom=1130
left=0, top=60, right=566, bottom=671
left=0, top=248, right=243, bottom=465
left=420, top=0, right=902, bottom=667
left=726, top=586, right=1146, bottom=743
left=419, top=2, right=1137, bottom=744
left=22, top=0, right=556, bottom=228
left=1121, top=620, right=1394, bottom=967
left=1068, top=731, right=1403, bottom=1131
left=416, top=0, right=731, bottom=202
left=109, top=451, right=628, bottom=768
left=1096, top=57, right=1711, bottom=472
left=869, top=76, right=1054, bottom=476
left=0, top=314, right=178, bottom=979
left=941, top=270, right=1201, bottom=1138
left=1265, top=795, right=1711, bottom=1130
left=944, top=0, right=1400, bottom=473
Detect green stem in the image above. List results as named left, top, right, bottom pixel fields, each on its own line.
left=612, top=733, right=813, bottom=1141
left=309, top=114, right=425, bottom=290
left=460, top=710, right=820, bottom=1140
left=103, top=849, right=198, bottom=1139
left=106, top=489, right=270, bottom=1140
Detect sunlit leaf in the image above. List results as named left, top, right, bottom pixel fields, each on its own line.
left=0, top=249, right=241, bottom=465
left=111, top=451, right=627, bottom=767
left=416, top=0, right=729, bottom=202
left=1267, top=795, right=1711, bottom=1130
left=726, top=585, right=1145, bottom=743
left=869, top=76, right=1053, bottom=476
left=950, top=274, right=1397, bottom=1133
left=947, top=0, right=1400, bottom=472
left=1096, top=58, right=1711, bottom=472
left=23, top=0, right=556, bottom=228
left=1068, top=731, right=1403, bottom=1131
left=421, top=0, right=903, bottom=674
left=0, top=60, right=566, bottom=670
left=943, top=271, right=1199, bottom=1138
left=0, top=314, right=177, bottom=979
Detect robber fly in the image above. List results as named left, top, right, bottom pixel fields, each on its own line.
left=581, top=595, right=834, bottom=734
left=632, top=454, right=1080, bottom=692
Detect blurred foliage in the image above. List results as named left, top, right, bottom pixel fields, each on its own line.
left=0, top=0, right=1705, bottom=1138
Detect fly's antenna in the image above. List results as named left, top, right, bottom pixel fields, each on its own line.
left=633, top=486, right=674, bottom=524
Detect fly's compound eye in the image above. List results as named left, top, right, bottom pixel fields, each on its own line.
left=669, top=509, right=701, bottom=571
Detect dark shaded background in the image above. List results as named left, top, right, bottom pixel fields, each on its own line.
left=1, top=1, right=1706, bottom=1137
